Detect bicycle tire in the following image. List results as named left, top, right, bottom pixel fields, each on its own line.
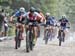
left=18, top=39, right=21, bottom=48
left=62, top=32, right=65, bottom=42
left=59, top=36, right=62, bottom=46
left=29, top=30, right=33, bottom=51
left=59, top=31, right=63, bottom=46
left=45, top=30, right=49, bottom=44
left=15, top=29, right=20, bottom=49
left=26, top=31, right=30, bottom=52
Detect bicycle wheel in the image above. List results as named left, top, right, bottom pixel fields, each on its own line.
left=45, top=30, right=49, bottom=44
left=29, top=30, right=33, bottom=51
left=18, top=39, right=21, bottom=48
left=62, top=32, right=65, bottom=42
left=18, top=31, right=23, bottom=48
left=59, top=36, right=62, bottom=46
left=15, top=29, right=20, bottom=49
left=26, top=31, right=30, bottom=52
left=59, top=32, right=63, bottom=46
left=49, top=31, right=52, bottom=41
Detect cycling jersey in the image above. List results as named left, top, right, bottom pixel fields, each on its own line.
left=36, top=12, right=45, bottom=23
left=59, top=18, right=68, bottom=27
left=13, top=11, right=26, bottom=24
left=24, top=12, right=43, bottom=22
left=46, top=16, right=54, bottom=26
left=23, top=12, right=43, bottom=26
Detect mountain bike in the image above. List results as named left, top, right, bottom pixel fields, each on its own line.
left=58, top=26, right=70, bottom=46
left=15, top=23, right=24, bottom=49
left=26, top=22, right=35, bottom=52
left=44, top=25, right=54, bottom=44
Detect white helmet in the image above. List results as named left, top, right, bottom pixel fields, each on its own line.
left=62, top=15, right=66, bottom=18
left=46, top=12, right=50, bottom=16
left=19, top=7, right=25, bottom=12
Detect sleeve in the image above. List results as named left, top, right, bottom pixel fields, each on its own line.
left=35, top=12, right=42, bottom=18
left=35, top=12, right=43, bottom=22
left=65, top=19, right=69, bottom=22
left=13, top=11, right=19, bottom=17
left=23, top=12, right=29, bottom=17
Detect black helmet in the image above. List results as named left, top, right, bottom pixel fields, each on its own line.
left=30, top=7, right=35, bottom=13
left=62, top=15, right=66, bottom=18
left=35, top=8, right=41, bottom=13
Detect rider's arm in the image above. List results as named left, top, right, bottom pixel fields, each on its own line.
left=67, top=20, right=70, bottom=25
left=10, top=11, right=19, bottom=22
left=10, top=16, right=14, bottom=22
left=23, top=12, right=29, bottom=18
left=66, top=19, right=71, bottom=27
left=35, top=12, right=43, bottom=22
left=40, top=12, right=45, bottom=22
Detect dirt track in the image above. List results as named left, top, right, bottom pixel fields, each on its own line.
left=0, top=27, right=75, bottom=56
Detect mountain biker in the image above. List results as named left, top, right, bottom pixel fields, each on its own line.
left=35, top=8, right=45, bottom=37
left=44, top=13, right=55, bottom=39
left=58, top=15, right=70, bottom=39
left=10, top=7, right=26, bottom=40
left=23, top=7, right=43, bottom=45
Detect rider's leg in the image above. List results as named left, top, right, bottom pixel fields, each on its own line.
left=33, top=27, right=37, bottom=44
left=25, top=25, right=29, bottom=34
left=62, top=30, right=65, bottom=42
left=51, top=26, right=54, bottom=34
left=19, top=24, right=24, bottom=40
left=49, top=26, right=53, bottom=35
left=37, top=25, right=40, bottom=37
left=44, top=26, right=46, bottom=40
left=63, top=27, right=66, bottom=39
left=63, top=31, right=65, bottom=38
left=52, top=26, right=55, bottom=38
left=49, top=26, right=53, bottom=40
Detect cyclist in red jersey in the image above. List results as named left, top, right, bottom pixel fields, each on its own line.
left=35, top=9, right=45, bottom=37
left=23, top=7, right=43, bottom=45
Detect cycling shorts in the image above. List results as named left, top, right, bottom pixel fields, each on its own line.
left=27, top=20, right=38, bottom=27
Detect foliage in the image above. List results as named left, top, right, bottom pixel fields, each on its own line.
left=0, top=0, right=75, bottom=35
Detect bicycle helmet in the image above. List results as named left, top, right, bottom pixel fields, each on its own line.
left=35, top=8, right=41, bottom=13
left=19, top=7, right=25, bottom=12
left=46, top=12, right=50, bottom=16
left=62, top=15, right=66, bottom=18
left=29, top=7, right=35, bottom=13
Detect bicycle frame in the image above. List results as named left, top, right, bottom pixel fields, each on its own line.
left=58, top=27, right=65, bottom=46
left=26, top=23, right=35, bottom=52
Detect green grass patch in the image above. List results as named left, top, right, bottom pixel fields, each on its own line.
left=8, top=25, right=15, bottom=36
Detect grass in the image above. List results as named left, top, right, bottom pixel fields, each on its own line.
left=8, top=24, right=15, bottom=36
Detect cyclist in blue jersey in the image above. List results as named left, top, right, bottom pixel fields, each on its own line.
left=58, top=15, right=70, bottom=39
left=44, top=13, right=55, bottom=39
left=10, top=7, right=26, bottom=40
